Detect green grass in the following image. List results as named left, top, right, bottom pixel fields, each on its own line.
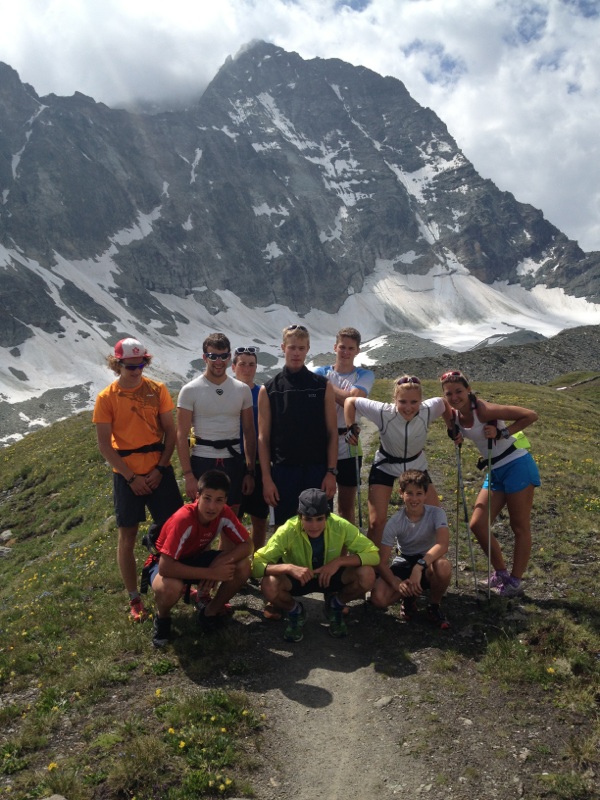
left=1, top=375, right=599, bottom=798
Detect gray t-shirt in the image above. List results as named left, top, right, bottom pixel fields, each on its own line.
left=382, top=505, right=448, bottom=557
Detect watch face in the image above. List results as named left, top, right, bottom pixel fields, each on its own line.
left=327, top=468, right=338, bottom=476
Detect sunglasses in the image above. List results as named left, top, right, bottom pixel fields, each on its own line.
left=234, top=346, right=260, bottom=355
left=396, top=376, right=421, bottom=386
left=286, top=324, right=308, bottom=332
left=204, top=352, right=231, bottom=361
left=120, top=362, right=146, bottom=371
left=440, top=371, right=463, bottom=382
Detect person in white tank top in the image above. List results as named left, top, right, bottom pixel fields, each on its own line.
left=441, top=370, right=540, bottom=597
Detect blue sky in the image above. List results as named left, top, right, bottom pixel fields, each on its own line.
left=1, top=0, right=599, bottom=251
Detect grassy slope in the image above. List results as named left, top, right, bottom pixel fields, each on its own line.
left=0, top=377, right=599, bottom=799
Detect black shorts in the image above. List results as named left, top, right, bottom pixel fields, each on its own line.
left=337, top=456, right=362, bottom=488
left=191, top=455, right=245, bottom=506
left=368, top=465, right=432, bottom=488
left=113, top=466, right=183, bottom=528
left=390, top=555, right=430, bottom=590
left=238, top=464, right=269, bottom=520
left=287, top=566, right=347, bottom=597
left=149, top=548, right=222, bottom=587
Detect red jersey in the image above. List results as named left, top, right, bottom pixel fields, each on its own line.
left=155, top=502, right=249, bottom=561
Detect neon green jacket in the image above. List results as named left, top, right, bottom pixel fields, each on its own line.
left=251, top=513, right=380, bottom=579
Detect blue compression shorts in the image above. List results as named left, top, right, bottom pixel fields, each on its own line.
left=483, top=452, right=541, bottom=494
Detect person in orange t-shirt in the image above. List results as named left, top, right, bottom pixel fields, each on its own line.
left=93, top=338, right=182, bottom=622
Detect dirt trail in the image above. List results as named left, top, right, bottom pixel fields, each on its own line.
left=229, top=418, right=581, bottom=800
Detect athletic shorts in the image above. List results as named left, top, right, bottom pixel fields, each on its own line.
left=112, top=466, right=183, bottom=528
left=390, top=555, right=430, bottom=590
left=271, top=464, right=327, bottom=526
left=191, top=455, right=245, bottom=506
left=285, top=566, right=348, bottom=597
left=148, top=548, right=222, bottom=587
left=368, top=465, right=432, bottom=489
left=483, top=452, right=541, bottom=494
left=337, top=455, right=362, bottom=488
left=238, top=464, right=269, bottom=520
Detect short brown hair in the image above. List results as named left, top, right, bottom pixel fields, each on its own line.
left=398, top=470, right=431, bottom=492
left=336, top=327, right=361, bottom=346
left=203, top=333, right=231, bottom=353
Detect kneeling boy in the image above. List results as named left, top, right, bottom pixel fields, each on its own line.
left=252, top=488, right=379, bottom=642
left=149, top=470, right=252, bottom=647
left=371, top=470, right=452, bottom=628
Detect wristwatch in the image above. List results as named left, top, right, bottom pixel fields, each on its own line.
left=326, top=467, right=339, bottom=476
left=416, top=558, right=427, bottom=570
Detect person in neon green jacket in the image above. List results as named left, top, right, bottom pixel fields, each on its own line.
left=252, top=488, right=379, bottom=641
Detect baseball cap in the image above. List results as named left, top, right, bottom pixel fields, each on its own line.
left=114, top=338, right=151, bottom=359
left=298, top=488, right=329, bottom=517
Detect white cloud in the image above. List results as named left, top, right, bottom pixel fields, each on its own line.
left=1, top=0, right=599, bottom=250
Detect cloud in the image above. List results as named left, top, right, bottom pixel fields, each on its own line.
left=1, top=0, right=599, bottom=250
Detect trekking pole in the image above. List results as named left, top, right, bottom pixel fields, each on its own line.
left=487, top=434, right=493, bottom=601
left=353, top=445, right=363, bottom=531
left=455, top=449, right=460, bottom=588
left=456, top=445, right=479, bottom=597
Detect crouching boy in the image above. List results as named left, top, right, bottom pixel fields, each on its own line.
left=148, top=470, right=252, bottom=647
left=252, top=488, right=379, bottom=642
left=371, top=470, right=452, bottom=628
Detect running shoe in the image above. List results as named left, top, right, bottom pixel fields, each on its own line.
left=426, top=603, right=451, bottom=630
left=328, top=607, right=349, bottom=638
left=152, top=616, right=171, bottom=648
left=193, top=590, right=233, bottom=616
left=283, top=603, right=307, bottom=643
left=497, top=577, right=524, bottom=597
left=129, top=596, right=149, bottom=623
left=487, top=569, right=510, bottom=589
left=400, top=597, right=418, bottom=621
left=324, top=592, right=350, bottom=618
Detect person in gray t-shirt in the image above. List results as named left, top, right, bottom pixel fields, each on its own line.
left=371, top=470, right=452, bottom=628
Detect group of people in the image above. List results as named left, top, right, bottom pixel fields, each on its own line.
left=93, top=325, right=540, bottom=647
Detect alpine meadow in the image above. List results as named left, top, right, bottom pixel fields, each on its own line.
left=0, top=374, right=598, bottom=800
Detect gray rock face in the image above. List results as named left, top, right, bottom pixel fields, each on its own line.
left=1, top=41, right=599, bottom=350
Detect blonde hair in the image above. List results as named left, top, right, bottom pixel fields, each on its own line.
left=282, top=324, right=310, bottom=347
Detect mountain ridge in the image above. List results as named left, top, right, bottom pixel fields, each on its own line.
left=1, top=40, right=600, bottom=431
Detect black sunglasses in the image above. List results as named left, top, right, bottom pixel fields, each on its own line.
left=120, top=362, right=146, bottom=371
left=204, top=352, right=231, bottom=361
left=234, top=346, right=260, bottom=355
left=286, top=324, right=308, bottom=332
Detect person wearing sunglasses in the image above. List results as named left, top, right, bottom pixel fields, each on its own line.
left=231, top=345, right=269, bottom=551
left=258, top=324, right=338, bottom=528
left=312, top=327, right=375, bottom=525
left=440, top=370, right=540, bottom=597
left=93, top=337, right=183, bottom=623
left=344, top=375, right=452, bottom=548
left=176, top=333, right=256, bottom=514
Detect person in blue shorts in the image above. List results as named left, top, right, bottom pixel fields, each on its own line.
left=313, top=327, right=375, bottom=524
left=441, top=370, right=540, bottom=597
